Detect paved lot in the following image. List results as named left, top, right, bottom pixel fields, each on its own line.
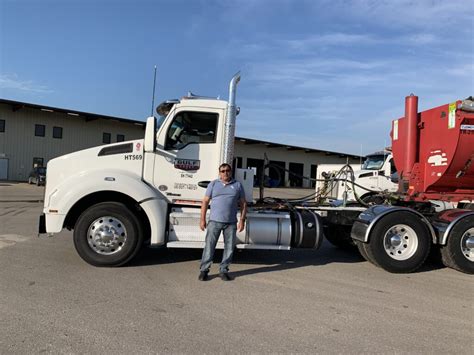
left=0, top=183, right=472, bottom=354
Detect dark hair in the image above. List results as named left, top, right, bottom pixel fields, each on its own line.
left=219, top=163, right=232, bottom=171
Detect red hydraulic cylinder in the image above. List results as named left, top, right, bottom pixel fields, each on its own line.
left=404, top=94, right=419, bottom=179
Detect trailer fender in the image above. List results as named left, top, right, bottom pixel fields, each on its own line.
left=351, top=205, right=437, bottom=243
left=430, top=209, right=474, bottom=245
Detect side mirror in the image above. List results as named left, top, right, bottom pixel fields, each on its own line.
left=144, top=116, right=156, bottom=152
left=390, top=172, right=399, bottom=184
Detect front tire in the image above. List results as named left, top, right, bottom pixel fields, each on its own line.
left=440, top=216, right=474, bottom=274
left=73, top=202, right=143, bottom=267
left=364, top=212, right=431, bottom=273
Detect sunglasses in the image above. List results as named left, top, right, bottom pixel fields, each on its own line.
left=220, top=169, right=231, bottom=173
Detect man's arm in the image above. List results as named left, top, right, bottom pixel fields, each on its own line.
left=200, top=195, right=211, bottom=231
left=238, top=198, right=247, bottom=233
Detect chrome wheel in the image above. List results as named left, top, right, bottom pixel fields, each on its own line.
left=383, top=224, right=418, bottom=261
left=87, top=216, right=127, bottom=255
left=460, top=227, right=474, bottom=261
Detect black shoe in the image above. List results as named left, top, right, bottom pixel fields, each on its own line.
left=219, top=273, right=233, bottom=281
left=198, top=271, right=209, bottom=281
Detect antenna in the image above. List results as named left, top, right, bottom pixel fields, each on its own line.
left=150, top=65, right=157, bottom=117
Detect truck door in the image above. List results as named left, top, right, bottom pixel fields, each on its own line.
left=153, top=107, right=225, bottom=202
left=379, top=155, right=398, bottom=192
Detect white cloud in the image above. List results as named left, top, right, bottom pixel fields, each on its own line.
left=447, top=63, right=474, bottom=77
left=313, top=0, right=473, bottom=29
left=0, top=74, right=52, bottom=94
left=282, top=33, right=378, bottom=50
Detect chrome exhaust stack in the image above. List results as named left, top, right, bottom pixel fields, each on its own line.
left=222, top=72, right=241, bottom=165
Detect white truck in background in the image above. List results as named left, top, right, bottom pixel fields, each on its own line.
left=316, top=151, right=398, bottom=203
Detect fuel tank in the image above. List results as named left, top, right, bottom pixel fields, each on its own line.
left=167, top=207, right=323, bottom=250
left=391, top=96, right=474, bottom=202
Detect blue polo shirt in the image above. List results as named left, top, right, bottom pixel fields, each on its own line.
left=205, top=178, right=244, bottom=223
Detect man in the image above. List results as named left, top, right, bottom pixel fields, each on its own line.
left=199, top=163, right=247, bottom=281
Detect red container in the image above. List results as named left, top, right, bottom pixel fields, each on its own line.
left=391, top=96, right=474, bottom=202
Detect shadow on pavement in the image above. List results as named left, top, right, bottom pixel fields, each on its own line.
left=129, top=241, right=447, bottom=275
left=129, top=241, right=366, bottom=273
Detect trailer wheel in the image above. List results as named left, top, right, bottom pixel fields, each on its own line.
left=73, top=202, right=143, bottom=267
left=365, top=212, right=431, bottom=273
left=324, top=224, right=356, bottom=250
left=440, top=216, right=474, bottom=274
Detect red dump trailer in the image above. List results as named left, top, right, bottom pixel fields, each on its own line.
left=350, top=95, right=474, bottom=274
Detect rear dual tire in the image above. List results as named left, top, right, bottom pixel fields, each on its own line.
left=355, top=240, right=377, bottom=264
left=364, top=212, right=431, bottom=273
left=324, top=224, right=356, bottom=250
left=440, top=216, right=474, bottom=274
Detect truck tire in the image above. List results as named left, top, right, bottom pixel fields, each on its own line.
left=324, top=224, right=356, bottom=250
left=364, top=212, right=431, bottom=273
left=73, top=202, right=144, bottom=267
left=355, top=240, right=378, bottom=264
left=440, top=216, right=474, bottom=274
left=361, top=193, right=385, bottom=205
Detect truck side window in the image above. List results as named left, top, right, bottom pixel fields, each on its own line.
left=165, top=111, right=218, bottom=150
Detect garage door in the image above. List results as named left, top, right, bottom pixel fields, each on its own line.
left=0, top=158, right=8, bottom=180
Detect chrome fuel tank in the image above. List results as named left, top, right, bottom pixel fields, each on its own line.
left=167, top=207, right=323, bottom=250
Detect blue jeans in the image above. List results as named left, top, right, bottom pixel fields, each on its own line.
left=200, top=221, right=237, bottom=273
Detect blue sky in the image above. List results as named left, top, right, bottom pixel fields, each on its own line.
left=1, top=0, right=472, bottom=155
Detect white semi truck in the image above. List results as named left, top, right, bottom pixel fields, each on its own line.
left=39, top=74, right=324, bottom=267
left=39, top=75, right=474, bottom=274
left=316, top=152, right=398, bottom=203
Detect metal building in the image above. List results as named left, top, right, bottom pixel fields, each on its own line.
left=0, top=98, right=360, bottom=187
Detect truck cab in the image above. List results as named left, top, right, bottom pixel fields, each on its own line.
left=337, top=151, right=398, bottom=202
left=145, top=97, right=228, bottom=202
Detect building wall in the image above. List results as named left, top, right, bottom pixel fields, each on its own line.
left=0, top=104, right=144, bottom=181
left=234, top=142, right=360, bottom=188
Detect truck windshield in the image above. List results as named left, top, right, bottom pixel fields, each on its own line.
left=362, top=155, right=386, bottom=170
left=157, top=116, right=166, bottom=130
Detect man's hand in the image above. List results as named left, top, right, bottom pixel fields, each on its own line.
left=238, top=198, right=247, bottom=233
left=200, top=196, right=210, bottom=231
left=200, top=219, right=207, bottom=231
left=237, top=219, right=245, bottom=233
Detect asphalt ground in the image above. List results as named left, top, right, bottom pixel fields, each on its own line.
left=0, top=183, right=472, bottom=354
